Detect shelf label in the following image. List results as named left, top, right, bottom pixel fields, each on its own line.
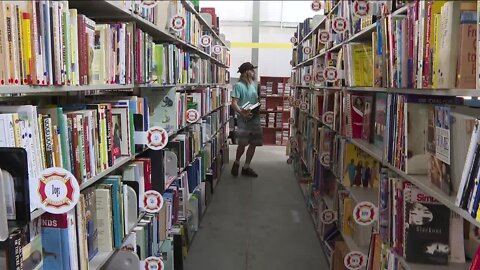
left=143, top=190, right=164, bottom=214
left=353, top=1, right=371, bottom=17
left=315, top=70, right=325, bottom=83
left=320, top=209, right=337, bottom=224
left=200, top=35, right=212, bottom=47
left=289, top=137, right=298, bottom=148
left=303, top=74, right=312, bottom=83
left=37, top=168, right=80, bottom=214
left=353, top=201, right=377, bottom=226
left=322, top=111, right=334, bottom=125
left=212, top=45, right=223, bottom=55
left=324, top=66, right=338, bottom=82
left=318, top=30, right=331, bottom=44
left=320, top=153, right=331, bottom=167
left=344, top=251, right=367, bottom=270
left=332, top=17, right=348, bottom=33
left=288, top=118, right=295, bottom=125
left=300, top=101, right=309, bottom=111
left=140, top=0, right=159, bottom=8
left=287, top=157, right=293, bottom=164
left=311, top=0, right=322, bottom=11
left=144, top=256, right=164, bottom=270
left=186, top=109, right=200, bottom=123
left=171, top=15, right=185, bottom=31
left=147, top=126, right=169, bottom=150
left=303, top=46, right=312, bottom=55
left=290, top=36, right=298, bottom=44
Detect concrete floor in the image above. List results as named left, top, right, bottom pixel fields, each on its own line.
left=184, top=145, right=328, bottom=270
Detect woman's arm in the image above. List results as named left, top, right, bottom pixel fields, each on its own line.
left=232, top=98, right=252, bottom=119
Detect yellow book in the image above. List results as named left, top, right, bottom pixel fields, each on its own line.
left=52, top=125, right=62, bottom=168
left=38, top=114, right=47, bottom=169
left=342, top=197, right=354, bottom=236
left=351, top=44, right=373, bottom=86
left=11, top=113, right=21, bottom=147
left=21, top=11, right=32, bottom=83
left=432, top=13, right=441, bottom=88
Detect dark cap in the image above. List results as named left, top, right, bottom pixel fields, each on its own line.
left=237, top=62, right=257, bottom=74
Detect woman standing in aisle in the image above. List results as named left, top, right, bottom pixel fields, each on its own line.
left=230, top=62, right=262, bottom=177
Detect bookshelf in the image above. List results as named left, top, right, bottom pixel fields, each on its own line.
left=0, top=1, right=231, bottom=270
left=258, top=76, right=292, bottom=146
left=290, top=0, right=480, bottom=269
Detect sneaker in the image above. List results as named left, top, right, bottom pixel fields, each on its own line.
left=241, top=167, right=258, bottom=177
left=231, top=162, right=240, bottom=176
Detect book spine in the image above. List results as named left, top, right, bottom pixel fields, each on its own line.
left=77, top=15, right=86, bottom=85
left=68, top=114, right=81, bottom=182
left=83, top=115, right=91, bottom=179
left=106, top=105, right=114, bottom=166
left=422, top=2, right=432, bottom=88
left=44, top=115, right=54, bottom=168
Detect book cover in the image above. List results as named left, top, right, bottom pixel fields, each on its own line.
left=374, top=93, right=387, bottom=150
left=342, top=142, right=380, bottom=188
left=83, top=186, right=98, bottom=260
left=404, top=103, right=431, bottom=174
left=144, top=87, right=178, bottom=134
left=96, top=185, right=114, bottom=252
left=404, top=187, right=450, bottom=265
left=456, top=22, right=476, bottom=89
left=361, top=96, right=374, bottom=142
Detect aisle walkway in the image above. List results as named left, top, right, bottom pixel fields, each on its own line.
left=184, top=146, right=328, bottom=270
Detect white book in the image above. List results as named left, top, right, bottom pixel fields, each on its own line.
left=416, top=1, right=426, bottom=88
left=69, top=9, right=79, bottom=85
left=95, top=187, right=114, bottom=252
left=119, top=23, right=126, bottom=84
left=86, top=110, right=96, bottom=177
left=66, top=209, right=79, bottom=270
left=1, top=169, right=16, bottom=220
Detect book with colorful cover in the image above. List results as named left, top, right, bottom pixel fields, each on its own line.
left=342, top=142, right=380, bottom=188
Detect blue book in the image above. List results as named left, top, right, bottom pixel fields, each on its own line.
left=101, top=176, right=123, bottom=247
left=41, top=213, right=76, bottom=270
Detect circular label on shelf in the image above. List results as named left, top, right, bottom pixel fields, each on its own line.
left=37, top=167, right=80, bottom=214
left=140, top=0, right=158, bottom=8
left=294, top=99, right=302, bottom=108
left=344, top=251, right=367, bottom=270
left=322, top=111, right=334, bottom=125
left=324, top=66, right=338, bottom=82
left=288, top=96, right=295, bottom=104
left=144, top=256, right=164, bottom=270
left=353, top=201, right=377, bottom=226
left=212, top=45, right=223, bottom=55
left=353, top=1, right=370, bottom=17
left=171, top=15, right=185, bottom=31
left=311, top=1, right=322, bottom=11
left=147, top=126, right=169, bottom=151
left=318, top=30, right=330, bottom=44
left=320, top=153, right=331, bottom=167
left=186, top=109, right=200, bottom=123
left=304, top=74, right=312, bottom=83
left=315, top=70, right=325, bottom=83
left=332, top=17, right=348, bottom=33
left=200, top=35, right=212, bottom=47
left=288, top=118, right=295, bottom=125
left=300, top=101, right=309, bottom=111
left=320, top=209, right=337, bottom=224
left=303, top=46, right=312, bottom=55
left=290, top=36, right=298, bottom=44
left=143, top=190, right=164, bottom=214
left=289, top=137, right=298, bottom=148
left=287, top=158, right=293, bottom=165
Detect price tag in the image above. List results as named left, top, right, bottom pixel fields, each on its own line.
left=300, top=101, right=309, bottom=111
left=332, top=17, right=348, bottom=33
left=344, top=251, right=367, bottom=270
left=353, top=0, right=371, bottom=17
left=147, top=126, right=168, bottom=150
left=318, top=30, right=330, bottom=44
left=212, top=45, right=223, bottom=54
left=200, top=35, right=212, bottom=47
left=315, top=70, right=325, bottom=83
left=322, top=111, right=334, bottom=125
left=320, top=209, right=337, bottom=224
left=171, top=15, right=185, bottom=31
left=304, top=74, right=312, bottom=83
left=320, top=153, right=331, bottom=167
left=186, top=109, right=200, bottom=123
left=141, top=0, right=158, bottom=8
left=144, top=256, right=164, bottom=270
left=37, top=168, right=80, bottom=214
left=303, top=46, right=312, bottom=55
left=290, top=36, right=298, bottom=43
left=324, top=66, right=338, bottom=82
left=353, top=201, right=377, bottom=226
left=311, top=1, right=322, bottom=11
left=143, top=190, right=164, bottom=214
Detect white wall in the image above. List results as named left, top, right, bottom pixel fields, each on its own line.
left=258, top=26, right=296, bottom=77
left=221, top=25, right=252, bottom=76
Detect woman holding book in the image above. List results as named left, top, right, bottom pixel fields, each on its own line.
left=230, top=62, right=262, bottom=177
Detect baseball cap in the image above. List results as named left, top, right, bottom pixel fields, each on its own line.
left=237, top=62, right=257, bottom=74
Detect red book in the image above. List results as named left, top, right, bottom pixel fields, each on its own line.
left=77, top=15, right=87, bottom=85
left=83, top=114, right=91, bottom=179
left=470, top=246, right=480, bottom=270
left=422, top=2, right=433, bottom=88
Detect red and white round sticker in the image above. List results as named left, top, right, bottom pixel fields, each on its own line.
left=353, top=201, right=377, bottom=226
left=322, top=111, right=334, bottom=125
left=332, top=17, right=348, bottom=33
left=212, top=45, right=223, bottom=55
left=147, top=126, right=169, bottom=151
left=288, top=118, right=295, bottom=125
left=290, top=36, right=298, bottom=44
left=294, top=99, right=302, bottom=107
left=320, top=209, right=337, bottom=224
left=288, top=96, right=295, bottom=104
left=318, top=30, right=330, bottom=44
left=186, top=109, right=200, bottom=123
left=311, top=1, right=322, bottom=11
left=344, top=251, right=367, bottom=270
left=200, top=35, right=212, bottom=47
left=171, top=15, right=185, bottom=31
left=287, top=158, right=293, bottom=165
left=143, top=190, right=164, bottom=214
left=289, top=137, right=298, bottom=148
left=304, top=74, right=312, bottom=83
left=353, top=0, right=370, bottom=17
left=320, top=153, right=331, bottom=167
left=37, top=167, right=80, bottom=214
left=315, top=70, right=325, bottom=83
left=141, top=0, right=158, bottom=8
left=303, top=46, right=312, bottom=55
left=324, top=66, right=338, bottom=82
left=300, top=101, right=309, bottom=111
left=144, top=256, right=164, bottom=270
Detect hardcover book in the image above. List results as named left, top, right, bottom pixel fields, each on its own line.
left=342, top=142, right=380, bottom=188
